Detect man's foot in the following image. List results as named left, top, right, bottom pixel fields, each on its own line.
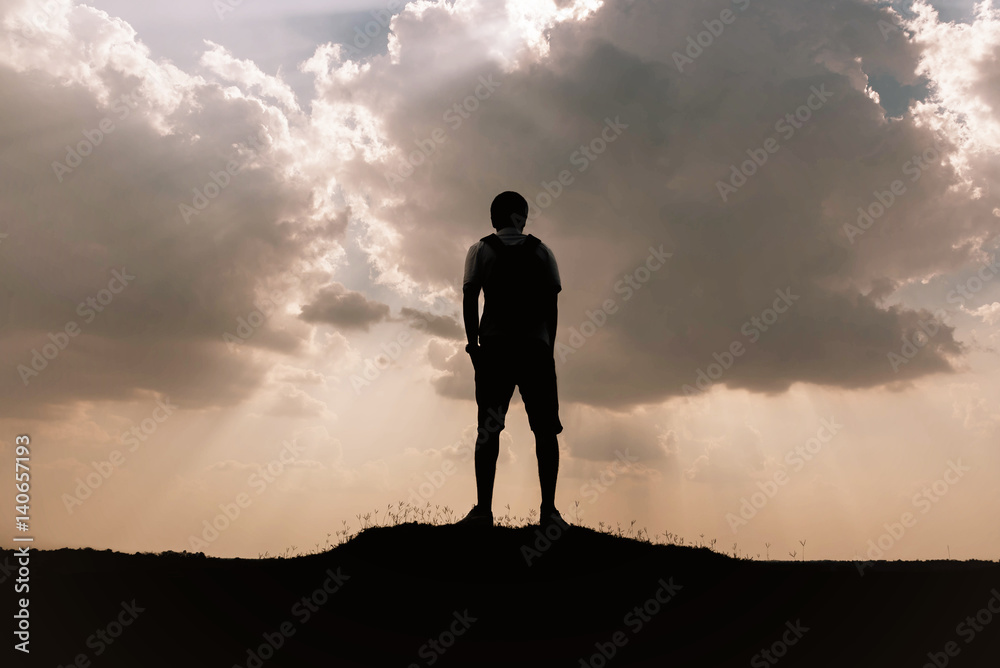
left=539, top=506, right=570, bottom=530
left=454, top=504, right=493, bottom=527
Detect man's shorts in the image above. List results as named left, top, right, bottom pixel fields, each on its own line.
left=473, top=337, right=563, bottom=436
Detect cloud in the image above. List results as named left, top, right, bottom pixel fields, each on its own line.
left=268, top=364, right=329, bottom=386
left=402, top=423, right=516, bottom=466
left=0, top=0, right=333, bottom=414
left=561, top=405, right=675, bottom=463
left=949, top=382, right=1000, bottom=437
left=298, top=283, right=391, bottom=330
left=428, top=340, right=473, bottom=400
left=965, top=301, right=1000, bottom=325
left=400, top=306, right=463, bottom=339
left=261, top=381, right=333, bottom=418
left=356, top=0, right=996, bottom=409
left=1, top=0, right=997, bottom=420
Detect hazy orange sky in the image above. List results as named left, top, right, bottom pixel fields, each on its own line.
left=2, top=0, right=999, bottom=561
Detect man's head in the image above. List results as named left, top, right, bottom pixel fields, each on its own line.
left=490, top=191, right=529, bottom=230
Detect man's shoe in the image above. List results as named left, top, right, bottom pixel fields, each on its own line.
left=455, top=504, right=493, bottom=527
left=540, top=507, right=570, bottom=530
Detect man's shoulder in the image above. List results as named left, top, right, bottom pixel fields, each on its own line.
left=465, top=240, right=485, bottom=263
left=533, top=237, right=557, bottom=261
left=472, top=236, right=503, bottom=259
left=470, top=233, right=554, bottom=258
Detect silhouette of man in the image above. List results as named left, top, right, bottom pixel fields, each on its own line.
left=456, top=191, right=566, bottom=528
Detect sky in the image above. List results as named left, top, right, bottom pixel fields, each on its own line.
left=1, top=0, right=998, bottom=562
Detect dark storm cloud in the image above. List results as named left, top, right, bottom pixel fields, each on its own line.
left=299, top=283, right=391, bottom=330
left=320, top=0, right=996, bottom=408
left=2, top=0, right=997, bottom=418
left=400, top=307, right=463, bottom=339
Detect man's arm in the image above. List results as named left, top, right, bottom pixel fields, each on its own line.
left=545, top=290, right=557, bottom=356
left=463, top=242, right=481, bottom=350
left=463, top=285, right=480, bottom=348
left=543, top=243, right=560, bottom=356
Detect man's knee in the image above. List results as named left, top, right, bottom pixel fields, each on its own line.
left=527, top=401, right=562, bottom=438
left=532, top=424, right=561, bottom=442
left=477, top=408, right=507, bottom=439
left=476, top=420, right=504, bottom=448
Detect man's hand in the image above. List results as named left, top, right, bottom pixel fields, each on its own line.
left=465, top=342, right=481, bottom=368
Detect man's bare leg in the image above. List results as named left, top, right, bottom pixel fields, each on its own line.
left=535, top=430, right=559, bottom=512
left=475, top=427, right=501, bottom=512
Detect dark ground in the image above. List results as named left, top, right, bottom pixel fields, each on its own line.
left=3, top=523, right=999, bottom=667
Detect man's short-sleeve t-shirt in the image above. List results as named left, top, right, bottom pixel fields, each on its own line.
left=463, top=226, right=561, bottom=344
